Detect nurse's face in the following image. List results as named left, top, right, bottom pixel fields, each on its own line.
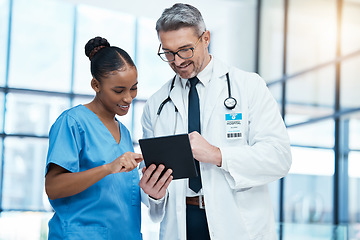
left=94, top=66, right=138, bottom=116
left=158, top=27, right=211, bottom=79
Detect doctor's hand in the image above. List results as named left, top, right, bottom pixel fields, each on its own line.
left=139, top=164, right=173, bottom=200
left=189, top=131, right=222, bottom=167
left=106, top=152, right=143, bottom=174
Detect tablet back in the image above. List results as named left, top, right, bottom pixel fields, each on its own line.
left=139, top=134, right=198, bottom=180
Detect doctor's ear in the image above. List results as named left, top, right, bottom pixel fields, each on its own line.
left=91, top=78, right=101, bottom=92
left=203, top=30, right=210, bottom=46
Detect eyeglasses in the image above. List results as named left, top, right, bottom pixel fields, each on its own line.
left=157, top=32, right=205, bottom=62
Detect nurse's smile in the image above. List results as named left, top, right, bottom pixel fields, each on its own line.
left=117, top=104, right=130, bottom=112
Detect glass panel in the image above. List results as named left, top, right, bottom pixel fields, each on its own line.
left=280, top=223, right=347, bottom=239
left=342, top=0, right=360, bottom=56
left=269, top=179, right=280, bottom=221
left=8, top=0, right=74, bottom=92
left=73, top=5, right=136, bottom=95
left=287, top=120, right=334, bottom=149
left=2, top=137, right=49, bottom=211
left=268, top=83, right=283, bottom=112
left=136, top=17, right=177, bottom=99
left=0, top=137, right=3, bottom=205
left=285, top=66, right=335, bottom=126
left=287, top=0, right=337, bottom=75
left=349, top=117, right=360, bottom=225
left=0, top=212, right=52, bottom=240
left=284, top=147, right=334, bottom=223
left=4, top=92, right=69, bottom=136
left=349, top=118, right=360, bottom=150
left=0, top=0, right=9, bottom=86
left=72, top=96, right=94, bottom=107
left=259, top=0, right=284, bottom=82
left=0, top=92, right=4, bottom=132
left=349, top=151, right=360, bottom=224
left=349, top=223, right=360, bottom=239
left=341, top=56, right=360, bottom=109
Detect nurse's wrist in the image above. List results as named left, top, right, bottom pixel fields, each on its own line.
left=102, top=163, right=113, bottom=175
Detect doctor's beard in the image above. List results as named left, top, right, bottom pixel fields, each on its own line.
left=170, top=60, right=200, bottom=80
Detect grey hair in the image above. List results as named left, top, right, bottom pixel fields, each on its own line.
left=156, top=3, right=206, bottom=37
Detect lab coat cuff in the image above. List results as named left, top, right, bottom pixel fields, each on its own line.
left=148, top=191, right=168, bottom=223
left=148, top=195, right=165, bottom=204
left=219, top=147, right=229, bottom=171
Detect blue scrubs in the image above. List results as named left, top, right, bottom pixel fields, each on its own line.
left=46, top=105, right=142, bottom=240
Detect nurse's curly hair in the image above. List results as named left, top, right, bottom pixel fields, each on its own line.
left=85, top=36, right=136, bottom=82
left=156, top=3, right=206, bottom=37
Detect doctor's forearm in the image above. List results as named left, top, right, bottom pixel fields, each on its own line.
left=212, top=146, right=222, bottom=167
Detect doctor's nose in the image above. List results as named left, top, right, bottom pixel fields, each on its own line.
left=173, top=54, right=186, bottom=66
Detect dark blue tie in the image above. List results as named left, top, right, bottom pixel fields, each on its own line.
left=188, top=77, right=202, bottom=192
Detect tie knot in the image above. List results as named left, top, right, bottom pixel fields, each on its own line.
left=189, top=77, right=199, bottom=87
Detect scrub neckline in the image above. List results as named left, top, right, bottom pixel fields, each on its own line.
left=79, top=104, right=123, bottom=146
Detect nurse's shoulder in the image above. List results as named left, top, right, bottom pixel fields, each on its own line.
left=49, top=105, right=87, bottom=134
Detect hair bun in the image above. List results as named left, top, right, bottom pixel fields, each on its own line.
left=85, top=36, right=111, bottom=60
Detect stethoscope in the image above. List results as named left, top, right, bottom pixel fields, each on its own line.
left=154, top=72, right=237, bottom=134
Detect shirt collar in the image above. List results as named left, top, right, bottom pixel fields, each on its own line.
left=180, top=56, right=214, bottom=88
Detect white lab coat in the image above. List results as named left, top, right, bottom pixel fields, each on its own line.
left=141, top=57, right=292, bottom=240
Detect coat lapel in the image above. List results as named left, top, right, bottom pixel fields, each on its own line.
left=166, top=58, right=230, bottom=135
left=202, top=58, right=229, bottom=133
left=169, top=76, right=186, bottom=123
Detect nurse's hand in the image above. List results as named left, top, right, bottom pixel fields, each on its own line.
left=139, top=164, right=173, bottom=200
left=107, top=152, right=143, bottom=173
left=189, top=131, right=222, bottom=167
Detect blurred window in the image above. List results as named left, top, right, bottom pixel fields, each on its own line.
left=285, top=147, right=334, bottom=223
left=73, top=5, right=136, bottom=95
left=259, top=0, right=284, bottom=82
left=4, top=93, right=69, bottom=136
left=8, top=0, right=74, bottom=92
left=0, top=0, right=9, bottom=87
left=0, top=0, right=170, bottom=213
left=2, top=137, right=49, bottom=210
left=136, top=17, right=174, bottom=99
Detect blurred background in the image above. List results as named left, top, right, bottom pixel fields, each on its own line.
left=0, top=0, right=359, bottom=239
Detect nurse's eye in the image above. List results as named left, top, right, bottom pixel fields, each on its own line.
left=130, top=87, right=137, bottom=91
left=113, top=90, right=123, bottom=94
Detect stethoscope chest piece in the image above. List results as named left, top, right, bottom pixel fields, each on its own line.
left=224, top=97, right=237, bottom=110
left=224, top=72, right=237, bottom=110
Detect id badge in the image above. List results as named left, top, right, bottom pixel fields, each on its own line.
left=225, top=113, right=242, bottom=139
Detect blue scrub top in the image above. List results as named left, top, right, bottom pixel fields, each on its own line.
left=46, top=105, right=142, bottom=240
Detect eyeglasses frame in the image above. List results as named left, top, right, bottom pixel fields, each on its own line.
left=157, top=31, right=205, bottom=62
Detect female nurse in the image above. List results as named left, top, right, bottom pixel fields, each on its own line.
left=45, top=36, right=143, bottom=240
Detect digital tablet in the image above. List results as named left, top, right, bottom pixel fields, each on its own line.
left=138, top=134, right=198, bottom=180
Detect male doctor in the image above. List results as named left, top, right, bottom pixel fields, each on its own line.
left=139, top=3, right=292, bottom=240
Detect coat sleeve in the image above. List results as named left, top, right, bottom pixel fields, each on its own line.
left=219, top=73, right=292, bottom=190
left=141, top=102, right=155, bottom=139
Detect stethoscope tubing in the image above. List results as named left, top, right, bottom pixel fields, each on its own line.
left=154, top=73, right=236, bottom=133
